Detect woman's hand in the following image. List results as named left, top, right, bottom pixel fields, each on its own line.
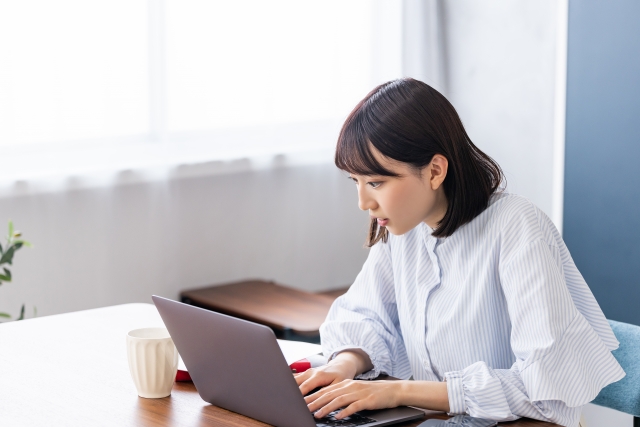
left=296, top=349, right=450, bottom=420
left=305, top=380, right=401, bottom=419
left=294, top=354, right=357, bottom=396
left=294, top=350, right=373, bottom=396
left=304, top=379, right=450, bottom=419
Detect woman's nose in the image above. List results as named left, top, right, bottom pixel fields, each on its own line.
left=357, top=188, right=377, bottom=211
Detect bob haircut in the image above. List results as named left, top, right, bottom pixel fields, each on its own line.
left=335, top=78, right=504, bottom=246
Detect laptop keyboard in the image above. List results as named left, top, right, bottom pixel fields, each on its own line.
left=314, top=410, right=376, bottom=427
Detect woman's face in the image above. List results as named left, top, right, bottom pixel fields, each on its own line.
left=349, top=147, right=448, bottom=236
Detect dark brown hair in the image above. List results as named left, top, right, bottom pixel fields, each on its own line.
left=335, top=78, right=504, bottom=246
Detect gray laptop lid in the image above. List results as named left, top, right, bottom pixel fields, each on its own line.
left=152, top=296, right=424, bottom=427
left=153, top=295, right=316, bottom=427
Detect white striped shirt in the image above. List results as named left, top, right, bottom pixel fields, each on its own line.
left=320, top=192, right=625, bottom=427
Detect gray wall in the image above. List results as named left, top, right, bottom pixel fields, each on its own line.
left=564, top=0, right=640, bottom=325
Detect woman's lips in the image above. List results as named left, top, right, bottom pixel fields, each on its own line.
left=376, top=218, right=389, bottom=227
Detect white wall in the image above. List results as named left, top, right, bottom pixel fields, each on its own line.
left=0, top=159, right=370, bottom=318
left=441, top=0, right=564, bottom=227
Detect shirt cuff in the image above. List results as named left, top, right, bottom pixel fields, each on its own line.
left=444, top=371, right=467, bottom=415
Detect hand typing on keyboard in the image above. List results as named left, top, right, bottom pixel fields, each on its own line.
left=295, top=350, right=385, bottom=420
left=304, top=379, right=402, bottom=420
left=313, top=410, right=376, bottom=427
left=296, top=350, right=448, bottom=420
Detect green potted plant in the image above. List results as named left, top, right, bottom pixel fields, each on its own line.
left=0, top=221, right=32, bottom=321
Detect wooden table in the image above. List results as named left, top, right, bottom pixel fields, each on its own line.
left=0, top=303, right=559, bottom=426
left=181, top=280, right=338, bottom=342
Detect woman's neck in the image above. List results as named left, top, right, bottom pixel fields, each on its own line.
left=423, top=188, right=448, bottom=229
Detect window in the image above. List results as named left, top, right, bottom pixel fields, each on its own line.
left=0, top=0, right=148, bottom=147
left=0, top=0, right=401, bottom=159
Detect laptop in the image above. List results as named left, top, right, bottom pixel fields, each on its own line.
left=152, top=295, right=425, bottom=427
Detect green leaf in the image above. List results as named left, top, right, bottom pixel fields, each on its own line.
left=7, top=221, right=14, bottom=240
left=0, top=241, right=3, bottom=254
left=33, top=306, right=38, bottom=318
left=17, top=304, right=25, bottom=321
left=14, top=240, right=32, bottom=248
left=0, top=246, right=15, bottom=265
left=13, top=242, right=23, bottom=250
left=0, top=312, right=11, bottom=319
left=0, top=267, right=12, bottom=282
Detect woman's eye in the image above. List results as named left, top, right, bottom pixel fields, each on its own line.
left=367, top=182, right=382, bottom=188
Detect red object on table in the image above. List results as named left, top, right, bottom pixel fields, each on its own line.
left=289, top=354, right=326, bottom=373
left=176, top=370, right=191, bottom=382
left=290, top=358, right=312, bottom=373
left=176, top=356, right=319, bottom=381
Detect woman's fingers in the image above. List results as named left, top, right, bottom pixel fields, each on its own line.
left=293, top=369, right=312, bottom=386
left=298, top=369, right=336, bottom=396
left=305, top=381, right=347, bottom=409
left=335, top=399, right=369, bottom=419
left=297, top=358, right=359, bottom=396
left=307, top=381, right=400, bottom=420
left=313, top=393, right=359, bottom=419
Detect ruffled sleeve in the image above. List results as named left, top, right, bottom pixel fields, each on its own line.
left=320, top=241, right=412, bottom=380
left=444, top=238, right=625, bottom=426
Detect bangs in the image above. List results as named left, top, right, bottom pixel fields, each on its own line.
left=334, top=114, right=399, bottom=177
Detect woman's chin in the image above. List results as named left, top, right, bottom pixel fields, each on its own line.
left=386, top=223, right=421, bottom=236
left=385, top=226, right=404, bottom=236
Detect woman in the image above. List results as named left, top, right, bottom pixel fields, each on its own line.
left=294, top=78, right=624, bottom=426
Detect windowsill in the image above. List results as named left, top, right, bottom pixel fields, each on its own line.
left=0, top=119, right=340, bottom=198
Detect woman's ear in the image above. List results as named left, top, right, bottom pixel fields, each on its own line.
left=427, top=154, right=448, bottom=190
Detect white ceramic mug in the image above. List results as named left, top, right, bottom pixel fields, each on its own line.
left=126, top=327, right=178, bottom=398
